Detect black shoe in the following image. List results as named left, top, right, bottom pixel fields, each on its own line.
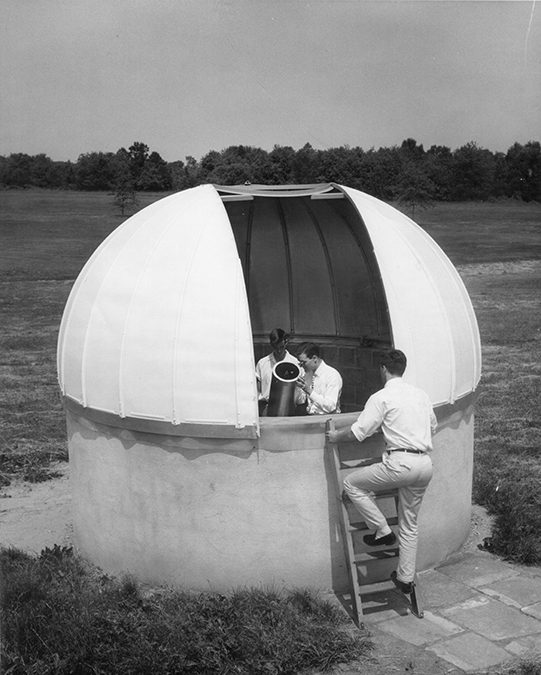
left=363, top=531, right=397, bottom=547
left=391, top=571, right=413, bottom=594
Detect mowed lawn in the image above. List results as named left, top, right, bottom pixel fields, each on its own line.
left=1, top=189, right=540, bottom=510
left=0, top=190, right=164, bottom=484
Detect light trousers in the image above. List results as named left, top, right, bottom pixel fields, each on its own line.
left=343, top=452, right=433, bottom=583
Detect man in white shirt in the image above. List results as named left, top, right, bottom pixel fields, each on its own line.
left=296, top=342, right=342, bottom=415
left=326, top=349, right=436, bottom=593
left=255, top=329, right=300, bottom=415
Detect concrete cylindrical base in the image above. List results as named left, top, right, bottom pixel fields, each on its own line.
left=67, top=396, right=474, bottom=593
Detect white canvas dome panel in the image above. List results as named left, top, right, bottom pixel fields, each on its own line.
left=58, top=185, right=258, bottom=435
left=342, top=186, right=481, bottom=405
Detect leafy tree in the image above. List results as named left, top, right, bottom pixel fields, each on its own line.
left=199, top=150, right=221, bottom=179
left=359, top=147, right=402, bottom=200
left=269, top=145, right=296, bottom=184
left=28, top=154, right=54, bottom=187
left=0, top=155, right=7, bottom=184
left=183, top=155, right=201, bottom=188
left=492, top=151, right=510, bottom=199
left=46, top=160, right=76, bottom=189
left=232, top=146, right=275, bottom=184
left=318, top=146, right=365, bottom=189
left=0, top=154, right=76, bottom=189
left=168, top=159, right=185, bottom=190
left=198, top=145, right=276, bottom=185
left=1, top=153, right=34, bottom=187
left=450, top=142, right=496, bottom=200
left=399, top=138, right=425, bottom=162
left=113, top=143, right=170, bottom=191
left=3, top=138, right=540, bottom=200
left=169, top=158, right=202, bottom=190
left=214, top=162, right=252, bottom=185
left=426, top=145, right=453, bottom=200
left=292, top=143, right=321, bottom=184
left=137, top=151, right=171, bottom=191
left=505, top=141, right=541, bottom=202
left=223, top=146, right=273, bottom=184
left=395, top=161, right=437, bottom=219
left=104, top=141, right=171, bottom=191
left=112, top=181, right=139, bottom=216
left=75, top=152, right=119, bottom=190
left=127, top=141, right=149, bottom=177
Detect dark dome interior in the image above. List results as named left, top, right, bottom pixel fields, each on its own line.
left=217, top=184, right=393, bottom=412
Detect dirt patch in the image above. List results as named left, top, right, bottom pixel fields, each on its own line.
left=0, top=461, right=72, bottom=554
left=461, top=502, right=495, bottom=553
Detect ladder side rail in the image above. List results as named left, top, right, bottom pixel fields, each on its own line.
left=409, top=575, right=424, bottom=618
left=325, top=419, right=364, bottom=625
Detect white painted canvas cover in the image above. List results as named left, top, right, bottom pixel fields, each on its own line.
left=341, top=186, right=481, bottom=406
left=58, top=185, right=259, bottom=437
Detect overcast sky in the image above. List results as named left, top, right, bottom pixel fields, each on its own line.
left=1, top=0, right=539, bottom=163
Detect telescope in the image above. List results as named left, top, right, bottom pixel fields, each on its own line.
left=266, top=361, right=301, bottom=417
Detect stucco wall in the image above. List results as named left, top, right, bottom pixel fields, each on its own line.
left=67, top=397, right=474, bottom=593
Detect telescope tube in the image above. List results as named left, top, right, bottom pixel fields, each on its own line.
left=267, top=361, right=301, bottom=417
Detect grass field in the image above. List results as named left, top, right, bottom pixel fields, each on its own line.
left=1, top=189, right=540, bottom=674
left=0, top=191, right=162, bottom=483
left=416, top=200, right=541, bottom=264
left=1, top=189, right=540, bottom=554
left=1, top=191, right=540, bottom=281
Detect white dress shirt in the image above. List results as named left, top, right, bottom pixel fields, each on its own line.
left=306, top=360, right=342, bottom=414
left=350, top=377, right=437, bottom=451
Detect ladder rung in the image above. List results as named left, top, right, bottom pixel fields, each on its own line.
left=357, top=579, right=396, bottom=595
left=339, top=462, right=375, bottom=474
left=360, top=578, right=424, bottom=618
left=342, top=489, right=398, bottom=502
left=354, top=549, right=399, bottom=563
left=348, top=517, right=398, bottom=530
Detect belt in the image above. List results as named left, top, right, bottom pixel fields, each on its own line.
left=389, top=448, right=425, bottom=455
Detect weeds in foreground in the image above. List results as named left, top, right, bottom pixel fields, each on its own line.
left=468, top=267, right=541, bottom=566
left=0, top=545, right=371, bottom=675
left=490, top=656, right=541, bottom=675
left=474, top=452, right=541, bottom=565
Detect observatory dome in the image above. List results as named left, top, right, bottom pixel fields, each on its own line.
left=58, top=183, right=480, bottom=440
left=57, top=183, right=482, bottom=590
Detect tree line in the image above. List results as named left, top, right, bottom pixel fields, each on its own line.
left=0, top=139, right=539, bottom=202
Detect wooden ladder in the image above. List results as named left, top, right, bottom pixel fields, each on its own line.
left=326, top=419, right=424, bottom=626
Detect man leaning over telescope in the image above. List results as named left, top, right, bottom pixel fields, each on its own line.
left=326, top=349, right=436, bottom=593
left=296, top=342, right=343, bottom=415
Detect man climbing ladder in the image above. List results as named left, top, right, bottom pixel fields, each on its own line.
left=326, top=349, right=437, bottom=593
